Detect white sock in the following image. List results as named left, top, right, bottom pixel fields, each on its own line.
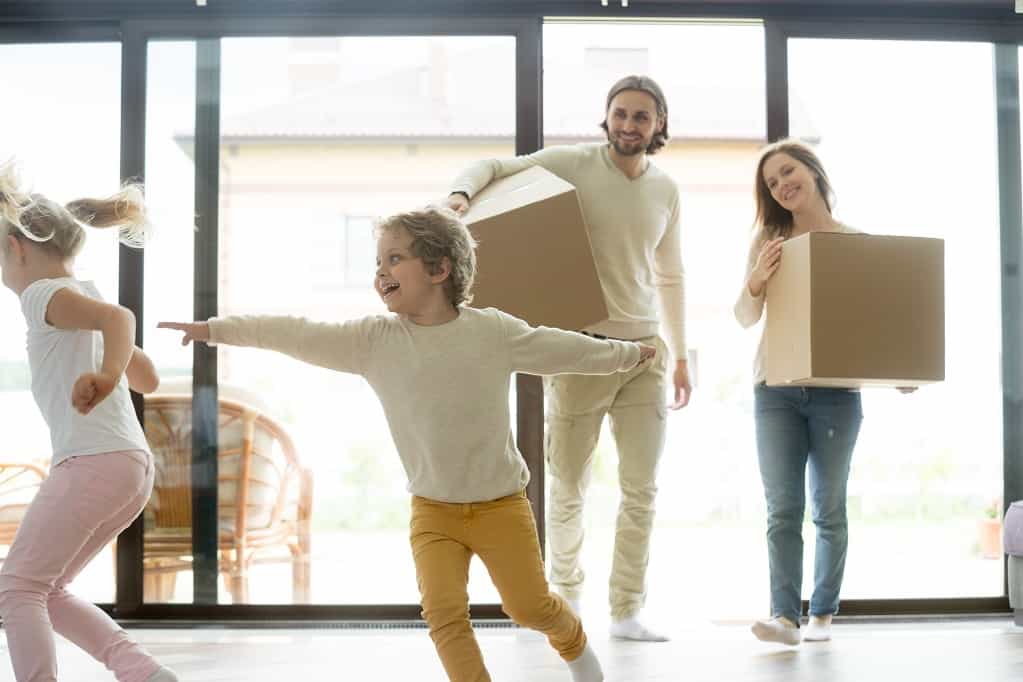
left=803, top=614, right=832, bottom=642
left=609, top=613, right=670, bottom=642
left=144, top=667, right=179, bottom=682
left=751, top=616, right=801, bottom=646
left=566, top=643, right=604, bottom=682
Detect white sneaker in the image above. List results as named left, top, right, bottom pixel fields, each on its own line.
left=751, top=616, right=801, bottom=646
left=803, top=615, right=832, bottom=642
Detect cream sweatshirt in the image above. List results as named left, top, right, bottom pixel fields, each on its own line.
left=208, top=306, right=640, bottom=503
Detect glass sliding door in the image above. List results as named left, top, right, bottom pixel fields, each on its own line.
left=141, top=39, right=198, bottom=604
left=149, top=33, right=518, bottom=606
left=788, top=38, right=1003, bottom=601
left=0, top=41, right=122, bottom=605
left=543, top=19, right=768, bottom=622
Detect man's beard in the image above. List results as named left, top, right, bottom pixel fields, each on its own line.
left=610, top=134, right=646, bottom=156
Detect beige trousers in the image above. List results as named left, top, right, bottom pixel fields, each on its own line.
left=544, top=334, right=669, bottom=620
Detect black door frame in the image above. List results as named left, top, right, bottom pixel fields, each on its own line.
left=0, top=3, right=1021, bottom=621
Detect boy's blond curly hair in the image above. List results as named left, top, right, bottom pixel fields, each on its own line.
left=375, top=206, right=478, bottom=306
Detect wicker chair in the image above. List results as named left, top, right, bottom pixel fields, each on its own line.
left=0, top=462, right=47, bottom=554
left=142, top=394, right=313, bottom=603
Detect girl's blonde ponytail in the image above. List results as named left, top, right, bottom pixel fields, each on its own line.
left=66, top=182, right=151, bottom=248
left=0, top=159, right=37, bottom=242
left=0, top=159, right=151, bottom=259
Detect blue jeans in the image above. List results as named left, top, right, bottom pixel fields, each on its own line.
left=753, top=384, right=863, bottom=624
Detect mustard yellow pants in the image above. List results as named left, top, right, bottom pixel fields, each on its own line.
left=410, top=491, right=586, bottom=682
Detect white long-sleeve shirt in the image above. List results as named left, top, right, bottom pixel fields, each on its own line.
left=208, top=306, right=640, bottom=503
left=451, top=143, right=687, bottom=360
left=733, top=224, right=859, bottom=384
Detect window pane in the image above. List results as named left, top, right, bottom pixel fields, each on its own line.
left=194, top=35, right=519, bottom=604
left=544, top=20, right=767, bottom=622
left=790, top=38, right=1002, bottom=599
left=141, top=40, right=198, bottom=604
left=0, top=42, right=122, bottom=604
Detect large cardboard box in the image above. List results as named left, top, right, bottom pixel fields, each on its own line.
left=462, top=166, right=608, bottom=331
left=765, top=232, right=944, bottom=388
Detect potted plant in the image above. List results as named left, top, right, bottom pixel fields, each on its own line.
left=979, top=496, right=1003, bottom=560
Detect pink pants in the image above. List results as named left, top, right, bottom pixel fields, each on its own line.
left=0, top=449, right=159, bottom=682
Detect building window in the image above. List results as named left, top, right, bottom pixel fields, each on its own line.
left=344, top=215, right=377, bottom=288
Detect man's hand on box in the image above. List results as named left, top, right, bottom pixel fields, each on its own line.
left=445, top=192, right=469, bottom=216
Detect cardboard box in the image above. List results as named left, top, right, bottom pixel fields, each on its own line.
left=765, top=232, right=944, bottom=388
left=462, top=166, right=608, bottom=331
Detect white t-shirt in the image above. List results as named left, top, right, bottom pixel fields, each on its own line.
left=21, top=278, right=151, bottom=465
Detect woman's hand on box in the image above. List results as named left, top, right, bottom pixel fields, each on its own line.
left=748, top=237, right=785, bottom=297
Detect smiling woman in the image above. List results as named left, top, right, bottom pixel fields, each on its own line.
left=736, top=139, right=864, bottom=644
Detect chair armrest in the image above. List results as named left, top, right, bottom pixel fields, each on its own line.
left=297, top=467, right=314, bottom=524
left=0, top=462, right=48, bottom=482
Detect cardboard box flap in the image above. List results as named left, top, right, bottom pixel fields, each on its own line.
left=464, top=166, right=574, bottom=225
left=765, top=235, right=813, bottom=385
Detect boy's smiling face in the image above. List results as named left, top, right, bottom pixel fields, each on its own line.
left=375, top=227, right=443, bottom=316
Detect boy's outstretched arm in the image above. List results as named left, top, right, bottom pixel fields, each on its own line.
left=158, top=315, right=370, bottom=376
left=158, top=321, right=210, bottom=346
left=501, top=310, right=648, bottom=377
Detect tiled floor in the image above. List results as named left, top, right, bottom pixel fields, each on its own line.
left=2, top=619, right=1021, bottom=681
